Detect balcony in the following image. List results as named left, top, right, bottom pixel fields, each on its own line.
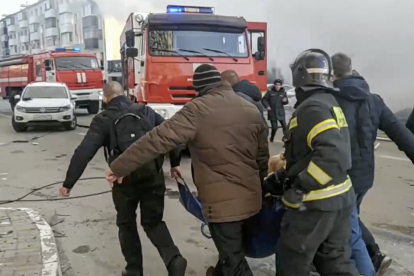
left=59, top=3, right=71, bottom=14
left=46, top=45, right=58, bottom=51
left=30, top=31, right=41, bottom=41
left=0, top=34, right=8, bottom=42
left=21, top=49, right=30, bottom=54
left=59, top=23, right=73, bottom=34
left=1, top=48, right=10, bottom=57
left=8, top=25, right=17, bottom=33
left=45, top=8, right=58, bottom=18
left=20, top=35, right=29, bottom=43
left=29, top=15, right=40, bottom=24
left=19, top=20, right=29, bottom=29
left=45, top=27, right=58, bottom=37
left=9, top=38, right=18, bottom=46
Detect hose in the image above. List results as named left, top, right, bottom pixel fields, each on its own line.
left=0, top=176, right=109, bottom=205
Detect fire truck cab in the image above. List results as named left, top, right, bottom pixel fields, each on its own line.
left=120, top=5, right=267, bottom=119
left=0, top=48, right=104, bottom=114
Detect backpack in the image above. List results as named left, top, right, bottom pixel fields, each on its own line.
left=105, top=104, right=162, bottom=180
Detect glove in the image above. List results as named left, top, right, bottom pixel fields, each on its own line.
left=282, top=188, right=305, bottom=209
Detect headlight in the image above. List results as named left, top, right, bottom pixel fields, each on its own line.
left=154, top=109, right=169, bottom=119
left=15, top=106, right=26, bottom=113
left=59, top=105, right=72, bottom=112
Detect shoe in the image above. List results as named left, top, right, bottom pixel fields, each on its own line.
left=374, top=253, right=392, bottom=276
left=206, top=266, right=215, bottom=276
left=121, top=268, right=142, bottom=276
left=270, top=139, right=274, bottom=143
left=168, top=255, right=187, bottom=276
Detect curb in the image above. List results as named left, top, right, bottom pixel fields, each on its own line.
left=0, top=207, right=62, bottom=276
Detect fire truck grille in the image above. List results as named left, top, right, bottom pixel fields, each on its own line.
left=25, top=107, right=61, bottom=113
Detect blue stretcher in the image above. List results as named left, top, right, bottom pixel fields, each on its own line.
left=176, top=177, right=285, bottom=259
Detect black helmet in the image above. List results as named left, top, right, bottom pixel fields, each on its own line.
left=290, top=49, right=332, bottom=89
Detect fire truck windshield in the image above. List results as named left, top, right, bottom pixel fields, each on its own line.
left=149, top=30, right=248, bottom=58
left=55, top=57, right=99, bottom=71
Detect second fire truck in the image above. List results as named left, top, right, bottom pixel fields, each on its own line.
left=120, top=5, right=267, bottom=119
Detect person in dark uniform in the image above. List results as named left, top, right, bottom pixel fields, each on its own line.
left=59, top=82, right=187, bottom=276
left=262, top=79, right=288, bottom=142
left=275, top=49, right=358, bottom=276
left=9, top=90, right=21, bottom=111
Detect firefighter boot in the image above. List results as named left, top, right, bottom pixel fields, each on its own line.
left=167, top=255, right=187, bottom=276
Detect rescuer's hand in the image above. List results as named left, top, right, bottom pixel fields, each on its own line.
left=105, top=168, right=123, bottom=187
left=282, top=188, right=304, bottom=209
left=170, top=166, right=182, bottom=179
left=59, top=187, right=70, bottom=197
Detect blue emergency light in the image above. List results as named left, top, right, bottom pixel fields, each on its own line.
left=166, top=5, right=214, bottom=14
left=54, top=47, right=81, bottom=52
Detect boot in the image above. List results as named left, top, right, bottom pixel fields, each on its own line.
left=374, top=253, right=392, bottom=276
left=167, top=255, right=187, bottom=276
left=121, top=268, right=142, bottom=276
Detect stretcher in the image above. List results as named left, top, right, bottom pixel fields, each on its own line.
left=176, top=177, right=285, bottom=259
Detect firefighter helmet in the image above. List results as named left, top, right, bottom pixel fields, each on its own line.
left=290, top=49, right=332, bottom=89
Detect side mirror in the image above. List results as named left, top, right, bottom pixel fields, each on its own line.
left=44, top=60, right=50, bottom=66
left=254, top=51, right=264, bottom=61
left=126, top=48, right=139, bottom=58
left=45, top=66, right=52, bottom=71
left=70, top=95, right=78, bottom=101
left=257, top=36, right=265, bottom=52
left=126, top=30, right=135, bottom=47
left=14, top=94, right=21, bottom=100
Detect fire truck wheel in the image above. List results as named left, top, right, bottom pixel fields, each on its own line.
left=87, top=102, right=100, bottom=114
left=11, top=117, right=27, bottom=133
left=64, top=116, right=77, bottom=131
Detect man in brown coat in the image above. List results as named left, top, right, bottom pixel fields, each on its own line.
left=106, top=64, right=269, bottom=275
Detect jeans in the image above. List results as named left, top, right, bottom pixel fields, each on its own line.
left=350, top=204, right=375, bottom=276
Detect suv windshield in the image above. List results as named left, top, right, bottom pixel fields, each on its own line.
left=149, top=30, right=248, bottom=58
left=23, top=87, right=68, bottom=99
left=55, top=57, right=99, bottom=71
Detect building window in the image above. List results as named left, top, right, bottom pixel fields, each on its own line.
left=36, top=61, right=41, bottom=76
left=82, top=4, right=98, bottom=17
left=40, top=7, right=43, bottom=14
left=35, top=9, right=38, bottom=16
left=29, top=24, right=39, bottom=33
left=83, top=28, right=100, bottom=39
left=45, top=18, right=57, bottom=28
left=61, top=32, right=73, bottom=44
left=46, top=36, right=58, bottom=47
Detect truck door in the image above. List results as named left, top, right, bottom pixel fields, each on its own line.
left=247, top=22, right=267, bottom=92
left=44, top=59, right=56, bottom=82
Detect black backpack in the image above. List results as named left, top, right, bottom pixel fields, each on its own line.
left=105, top=104, right=161, bottom=180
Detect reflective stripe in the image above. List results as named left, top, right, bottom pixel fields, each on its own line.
left=307, top=119, right=339, bottom=147
left=307, top=161, right=332, bottom=185
left=289, top=117, right=298, bottom=129
left=304, top=178, right=352, bottom=201
left=332, top=106, right=348, bottom=128
left=282, top=197, right=301, bottom=209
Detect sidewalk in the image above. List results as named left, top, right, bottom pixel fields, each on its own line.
left=0, top=208, right=61, bottom=276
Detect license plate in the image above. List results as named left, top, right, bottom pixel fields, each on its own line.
left=33, top=115, right=52, bottom=120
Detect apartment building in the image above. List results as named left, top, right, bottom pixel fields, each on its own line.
left=0, top=0, right=105, bottom=64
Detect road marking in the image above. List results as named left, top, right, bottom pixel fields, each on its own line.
left=379, top=155, right=410, bottom=162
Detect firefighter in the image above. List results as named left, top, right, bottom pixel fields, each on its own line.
left=275, top=49, right=359, bottom=276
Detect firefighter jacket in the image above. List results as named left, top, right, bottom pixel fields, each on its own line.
left=284, top=89, right=356, bottom=211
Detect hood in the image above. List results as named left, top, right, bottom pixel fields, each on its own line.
left=332, top=76, right=370, bottom=101
left=17, top=98, right=71, bottom=108
left=233, top=80, right=262, bottom=102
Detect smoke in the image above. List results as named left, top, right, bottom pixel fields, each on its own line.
left=95, top=0, right=414, bottom=110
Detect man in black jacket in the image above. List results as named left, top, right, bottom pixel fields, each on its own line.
left=59, top=82, right=187, bottom=276
left=332, top=53, right=414, bottom=276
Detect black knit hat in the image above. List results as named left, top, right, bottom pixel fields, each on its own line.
left=274, top=79, right=283, bottom=85
left=193, top=64, right=221, bottom=92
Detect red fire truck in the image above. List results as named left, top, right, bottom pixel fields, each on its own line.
left=120, top=5, right=267, bottom=119
left=0, top=48, right=104, bottom=114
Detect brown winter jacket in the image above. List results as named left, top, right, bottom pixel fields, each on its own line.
left=110, top=81, right=269, bottom=223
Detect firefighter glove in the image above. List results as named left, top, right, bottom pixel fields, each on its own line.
left=282, top=188, right=305, bottom=209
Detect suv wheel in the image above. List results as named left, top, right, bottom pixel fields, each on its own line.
left=64, top=115, right=77, bottom=131
left=12, top=117, right=27, bottom=132
left=87, top=101, right=100, bottom=114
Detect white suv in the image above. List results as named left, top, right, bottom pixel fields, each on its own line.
left=12, top=82, right=77, bottom=132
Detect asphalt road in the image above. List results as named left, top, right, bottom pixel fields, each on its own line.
left=0, top=99, right=413, bottom=276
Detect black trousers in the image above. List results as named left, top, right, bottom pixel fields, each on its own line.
left=356, top=192, right=381, bottom=262
left=276, top=207, right=358, bottom=276
left=209, top=220, right=254, bottom=276
left=112, top=172, right=180, bottom=273
left=270, top=119, right=287, bottom=141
